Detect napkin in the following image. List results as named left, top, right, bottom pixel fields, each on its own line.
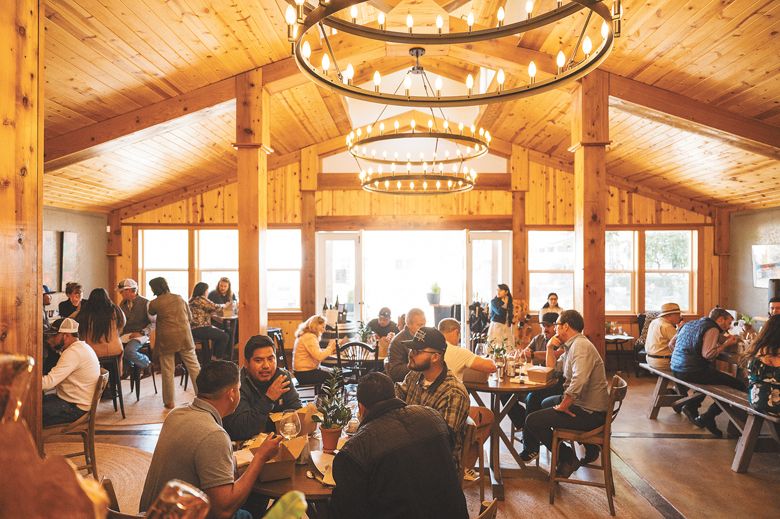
left=309, top=451, right=336, bottom=486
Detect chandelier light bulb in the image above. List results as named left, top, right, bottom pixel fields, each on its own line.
left=285, top=5, right=296, bottom=26
left=378, top=12, right=385, bottom=30
left=404, top=75, right=412, bottom=96
left=443, top=119, right=449, bottom=130
left=434, top=77, right=443, bottom=97
left=436, top=180, right=441, bottom=190
left=528, top=61, right=537, bottom=83
left=367, top=125, right=372, bottom=135
left=428, top=119, right=434, bottom=132
left=458, top=122, right=464, bottom=134
left=385, top=180, right=390, bottom=189
left=438, top=163, right=444, bottom=173
left=497, top=6, right=505, bottom=26
left=410, top=181, right=415, bottom=190
left=467, top=12, right=474, bottom=32
left=466, top=74, right=474, bottom=96
left=556, top=50, right=566, bottom=73
left=397, top=180, right=402, bottom=190
left=423, top=181, right=428, bottom=190
left=485, top=131, right=491, bottom=143
left=406, top=14, right=413, bottom=33
left=301, top=41, right=311, bottom=61
left=497, top=68, right=505, bottom=92
left=601, top=20, right=609, bottom=40
left=525, top=0, right=534, bottom=19
left=406, top=162, right=412, bottom=173
left=470, top=124, right=476, bottom=135
left=391, top=163, right=396, bottom=172
left=294, top=0, right=305, bottom=23
left=373, top=70, right=381, bottom=92
left=436, top=15, right=443, bottom=34
left=583, top=36, right=593, bottom=57
left=356, top=127, right=362, bottom=137
left=350, top=5, right=358, bottom=23
left=345, top=63, right=354, bottom=84
left=394, top=120, right=400, bottom=132
left=410, top=119, right=416, bottom=131
left=322, top=53, right=330, bottom=75
left=379, top=122, right=385, bottom=134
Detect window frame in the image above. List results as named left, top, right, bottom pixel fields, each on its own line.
left=604, top=230, right=637, bottom=315
left=643, top=229, right=698, bottom=314
left=527, top=229, right=576, bottom=312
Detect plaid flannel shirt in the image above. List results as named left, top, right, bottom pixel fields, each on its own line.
left=395, top=363, right=470, bottom=473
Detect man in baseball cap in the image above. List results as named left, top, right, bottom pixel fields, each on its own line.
left=117, top=278, right=154, bottom=372
left=395, top=327, right=469, bottom=473
left=42, top=318, right=101, bottom=427
left=366, top=306, right=399, bottom=345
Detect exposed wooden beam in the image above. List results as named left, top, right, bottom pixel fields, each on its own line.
left=44, top=79, right=235, bottom=172
left=605, top=174, right=714, bottom=218
left=316, top=215, right=512, bottom=231
left=609, top=75, right=780, bottom=160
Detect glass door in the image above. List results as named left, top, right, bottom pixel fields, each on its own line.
left=316, top=232, right=362, bottom=321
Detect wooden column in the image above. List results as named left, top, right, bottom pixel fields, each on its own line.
left=0, top=0, right=44, bottom=447
left=571, top=70, right=609, bottom=358
left=714, top=208, right=731, bottom=308
left=106, top=211, right=122, bottom=304
left=300, top=145, right=318, bottom=319
left=510, top=145, right=529, bottom=307
left=235, top=69, right=270, bottom=363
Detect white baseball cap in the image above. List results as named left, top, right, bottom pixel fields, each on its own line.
left=117, top=278, right=139, bottom=290
left=52, top=317, right=79, bottom=334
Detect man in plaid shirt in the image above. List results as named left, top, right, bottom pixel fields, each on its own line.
left=395, top=327, right=470, bottom=473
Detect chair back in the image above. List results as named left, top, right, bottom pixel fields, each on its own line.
left=476, top=499, right=498, bottom=519
left=88, top=369, right=110, bottom=432
left=468, top=406, right=493, bottom=445
left=604, top=373, right=629, bottom=438
left=268, top=327, right=287, bottom=370
left=100, top=478, right=120, bottom=512
left=337, top=341, right=378, bottom=361
left=460, top=406, right=494, bottom=480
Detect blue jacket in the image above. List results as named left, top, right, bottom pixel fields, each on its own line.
left=670, top=317, right=720, bottom=373
left=489, top=296, right=513, bottom=326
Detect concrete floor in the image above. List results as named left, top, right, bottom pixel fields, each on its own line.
left=73, top=366, right=780, bottom=518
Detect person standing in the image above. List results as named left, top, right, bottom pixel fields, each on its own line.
left=42, top=318, right=100, bottom=427
left=148, top=277, right=201, bottom=409
left=539, top=292, right=564, bottom=320
left=117, top=279, right=154, bottom=373
left=385, top=307, right=426, bottom=382
left=488, top=284, right=513, bottom=348
left=77, top=288, right=126, bottom=359
left=292, top=315, right=336, bottom=386
left=189, top=282, right=230, bottom=362
left=330, top=372, right=468, bottom=519
left=58, top=282, right=86, bottom=319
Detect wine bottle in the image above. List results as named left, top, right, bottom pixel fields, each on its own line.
left=322, top=298, right=328, bottom=313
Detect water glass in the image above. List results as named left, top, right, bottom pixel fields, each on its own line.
left=278, top=411, right=302, bottom=441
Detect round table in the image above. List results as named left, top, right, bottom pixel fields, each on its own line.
left=605, top=334, right=634, bottom=373
left=464, top=375, right=557, bottom=500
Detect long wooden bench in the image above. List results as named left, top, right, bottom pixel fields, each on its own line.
left=640, top=362, right=780, bottom=473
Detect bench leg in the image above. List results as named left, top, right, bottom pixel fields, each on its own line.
left=731, top=415, right=763, bottom=473
left=648, top=377, right=669, bottom=419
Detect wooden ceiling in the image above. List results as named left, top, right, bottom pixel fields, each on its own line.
left=42, top=0, right=780, bottom=213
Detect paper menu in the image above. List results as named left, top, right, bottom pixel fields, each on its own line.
left=310, top=450, right=336, bottom=486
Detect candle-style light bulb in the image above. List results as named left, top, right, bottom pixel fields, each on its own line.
left=434, top=77, right=443, bottom=97
left=466, top=74, right=474, bottom=96
left=350, top=5, right=358, bottom=23
left=443, top=119, right=449, bottom=130
left=285, top=5, right=296, bottom=25
left=436, top=15, right=443, bottom=34
left=378, top=12, right=385, bottom=30
left=497, top=6, right=505, bottom=26
left=525, top=0, right=534, bottom=18
left=373, top=70, right=381, bottom=92
left=404, top=75, right=412, bottom=96
left=394, top=120, right=400, bottom=132
left=301, top=41, right=311, bottom=61
left=556, top=50, right=566, bottom=73
left=528, top=61, right=537, bottom=84
left=322, top=53, right=330, bottom=75
left=406, top=14, right=413, bottom=33
left=467, top=12, right=474, bottom=32
left=582, top=36, right=592, bottom=57
left=295, top=0, right=305, bottom=23
left=496, top=69, right=505, bottom=92
left=458, top=122, right=464, bottom=134
left=601, top=21, right=609, bottom=40
left=379, top=122, right=385, bottom=135
left=428, top=119, right=434, bottom=132
left=410, top=119, right=416, bottom=132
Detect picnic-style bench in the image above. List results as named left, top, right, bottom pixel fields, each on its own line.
left=640, top=362, right=780, bottom=473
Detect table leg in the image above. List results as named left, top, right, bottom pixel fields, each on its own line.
left=489, top=392, right=504, bottom=500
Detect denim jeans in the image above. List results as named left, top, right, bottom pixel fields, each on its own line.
left=524, top=395, right=606, bottom=463
left=123, top=338, right=151, bottom=370
left=43, top=393, right=86, bottom=427
left=503, top=377, right=565, bottom=430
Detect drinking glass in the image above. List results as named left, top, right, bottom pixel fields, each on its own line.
left=278, top=411, right=302, bottom=441
left=145, top=479, right=210, bottom=519
left=0, top=354, right=35, bottom=423
left=475, top=343, right=487, bottom=357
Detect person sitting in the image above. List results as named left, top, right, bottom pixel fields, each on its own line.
left=42, top=285, right=59, bottom=375
left=42, top=318, right=100, bottom=427
left=117, top=278, right=154, bottom=373
left=645, top=303, right=682, bottom=369
left=223, top=335, right=302, bottom=441
left=42, top=284, right=55, bottom=333
left=367, top=307, right=399, bottom=339
left=330, top=372, right=468, bottom=519
left=208, top=276, right=237, bottom=306
left=438, top=318, right=495, bottom=379
left=292, top=315, right=336, bottom=386
left=58, top=282, right=86, bottom=319
left=743, top=314, right=780, bottom=416
left=539, top=292, right=564, bottom=321
left=521, top=312, right=560, bottom=363
left=385, top=307, right=426, bottom=382
left=769, top=297, right=780, bottom=317
left=395, top=327, right=469, bottom=473
left=77, top=288, right=126, bottom=360
left=139, top=361, right=282, bottom=519
left=488, top=283, right=513, bottom=347
left=525, top=310, right=610, bottom=477
left=189, top=282, right=230, bottom=362
left=669, top=308, right=744, bottom=437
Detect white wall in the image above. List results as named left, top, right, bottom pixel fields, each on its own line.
left=43, top=207, right=108, bottom=306
left=729, top=207, right=780, bottom=319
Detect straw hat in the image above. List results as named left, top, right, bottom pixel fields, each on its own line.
left=658, top=303, right=681, bottom=317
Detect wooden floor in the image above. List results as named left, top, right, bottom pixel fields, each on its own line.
left=52, top=362, right=780, bottom=518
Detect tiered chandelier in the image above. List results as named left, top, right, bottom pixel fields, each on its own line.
left=283, top=0, right=622, bottom=193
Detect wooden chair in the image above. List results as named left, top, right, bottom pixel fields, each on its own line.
left=277, top=330, right=320, bottom=401
left=129, top=342, right=157, bottom=402
left=98, top=354, right=125, bottom=419
left=267, top=327, right=288, bottom=369
left=44, top=369, right=110, bottom=480
left=460, top=406, right=494, bottom=502
left=475, top=499, right=498, bottom=519
left=101, top=478, right=145, bottom=519
left=336, top=340, right=379, bottom=383
left=549, top=374, right=629, bottom=516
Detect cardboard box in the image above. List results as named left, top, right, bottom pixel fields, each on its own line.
left=245, top=434, right=308, bottom=482
left=527, top=366, right=555, bottom=384
left=462, top=367, right=489, bottom=384
left=269, top=403, right=321, bottom=437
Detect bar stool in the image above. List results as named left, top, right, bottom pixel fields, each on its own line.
left=98, top=354, right=125, bottom=419
left=129, top=344, right=157, bottom=402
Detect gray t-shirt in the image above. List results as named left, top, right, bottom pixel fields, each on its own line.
left=139, top=398, right=235, bottom=512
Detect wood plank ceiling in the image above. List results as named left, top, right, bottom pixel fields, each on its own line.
left=42, top=0, right=780, bottom=213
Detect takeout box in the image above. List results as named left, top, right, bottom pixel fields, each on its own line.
left=244, top=434, right=308, bottom=482
left=462, top=367, right=489, bottom=384
left=527, top=366, right=555, bottom=384
left=269, top=403, right=321, bottom=436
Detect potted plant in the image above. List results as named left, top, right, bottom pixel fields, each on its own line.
left=311, top=368, right=352, bottom=452
left=357, top=320, right=375, bottom=343
left=426, top=282, right=441, bottom=305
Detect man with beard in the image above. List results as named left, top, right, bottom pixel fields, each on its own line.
left=223, top=335, right=302, bottom=441
left=395, top=327, right=469, bottom=473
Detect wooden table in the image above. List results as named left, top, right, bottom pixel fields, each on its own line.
left=605, top=334, right=634, bottom=372
left=464, top=375, right=557, bottom=500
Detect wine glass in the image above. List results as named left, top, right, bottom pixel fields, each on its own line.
left=475, top=342, right=487, bottom=357
left=278, top=411, right=302, bottom=441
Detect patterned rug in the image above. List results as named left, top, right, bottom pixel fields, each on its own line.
left=96, top=376, right=196, bottom=426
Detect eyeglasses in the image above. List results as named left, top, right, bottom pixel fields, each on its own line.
left=410, top=349, right=439, bottom=356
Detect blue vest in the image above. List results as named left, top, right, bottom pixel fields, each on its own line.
left=670, top=317, right=720, bottom=373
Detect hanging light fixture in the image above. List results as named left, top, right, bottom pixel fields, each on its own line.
left=285, top=0, right=622, bottom=108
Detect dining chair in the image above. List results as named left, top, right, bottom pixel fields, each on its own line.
left=129, top=343, right=157, bottom=402
left=548, top=373, right=629, bottom=516
left=44, top=369, right=110, bottom=480
left=475, top=499, right=498, bottom=519
left=460, top=406, right=494, bottom=502
left=267, top=327, right=288, bottom=370
left=336, top=341, right=379, bottom=384
left=98, top=353, right=125, bottom=419
left=101, top=478, right=145, bottom=519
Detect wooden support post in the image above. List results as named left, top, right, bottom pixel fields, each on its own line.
left=0, top=0, right=44, bottom=449
left=300, top=145, right=318, bottom=319
left=714, top=208, right=731, bottom=308
left=235, top=69, right=270, bottom=363
left=106, top=211, right=123, bottom=304
left=510, top=145, right=530, bottom=307
left=571, top=71, right=609, bottom=358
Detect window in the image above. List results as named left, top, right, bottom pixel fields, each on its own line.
left=198, top=229, right=239, bottom=301
left=139, top=229, right=189, bottom=298
left=528, top=231, right=575, bottom=311
left=645, top=230, right=696, bottom=312
left=469, top=231, right=511, bottom=306
left=266, top=229, right=302, bottom=311
left=317, top=232, right=361, bottom=321
left=605, top=231, right=635, bottom=313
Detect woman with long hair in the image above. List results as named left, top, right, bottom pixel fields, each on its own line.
left=208, top=277, right=236, bottom=305
left=148, top=277, right=201, bottom=408
left=189, top=282, right=230, bottom=362
left=742, top=314, right=780, bottom=415
left=78, top=288, right=126, bottom=359
left=59, top=282, right=87, bottom=319
left=293, top=315, right=337, bottom=386
left=539, top=292, right=564, bottom=320
left=488, top=283, right=514, bottom=348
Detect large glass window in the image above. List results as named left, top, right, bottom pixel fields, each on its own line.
left=198, top=229, right=239, bottom=300
left=266, top=229, right=302, bottom=311
left=317, top=232, right=361, bottom=321
left=139, top=229, right=189, bottom=298
left=528, top=231, right=575, bottom=311
left=605, top=231, right=635, bottom=313
left=645, top=230, right=696, bottom=312
left=469, top=231, right=511, bottom=307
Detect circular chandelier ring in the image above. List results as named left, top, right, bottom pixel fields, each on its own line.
left=348, top=131, right=489, bottom=165
left=290, top=1, right=616, bottom=107
left=361, top=173, right=474, bottom=195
